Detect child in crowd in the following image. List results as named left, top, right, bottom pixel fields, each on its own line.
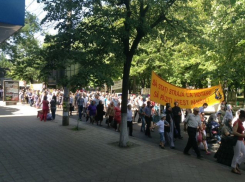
left=198, top=120, right=211, bottom=155
left=154, top=114, right=169, bottom=149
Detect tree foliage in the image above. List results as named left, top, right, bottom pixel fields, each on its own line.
left=130, top=0, right=245, bottom=91
left=0, top=12, right=45, bottom=83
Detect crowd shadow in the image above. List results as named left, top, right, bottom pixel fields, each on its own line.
left=0, top=106, right=20, bottom=116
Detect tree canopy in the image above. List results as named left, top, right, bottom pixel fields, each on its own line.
left=0, top=12, right=44, bottom=83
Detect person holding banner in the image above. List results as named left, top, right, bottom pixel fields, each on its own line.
left=183, top=107, right=203, bottom=159
left=199, top=103, right=208, bottom=114
left=165, top=103, right=175, bottom=149
left=172, top=102, right=183, bottom=139
left=144, top=101, right=153, bottom=138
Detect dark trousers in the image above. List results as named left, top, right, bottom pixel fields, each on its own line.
left=78, top=105, right=83, bottom=119
left=127, top=121, right=133, bottom=136
left=30, top=99, right=34, bottom=107
left=114, top=120, right=118, bottom=130
left=134, top=109, right=138, bottom=118
left=145, top=117, right=151, bottom=137
left=51, top=108, right=56, bottom=120
left=108, top=116, right=114, bottom=126
left=184, top=127, right=200, bottom=157
left=174, top=117, right=181, bottom=138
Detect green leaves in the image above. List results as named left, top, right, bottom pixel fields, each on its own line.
left=0, top=12, right=44, bottom=83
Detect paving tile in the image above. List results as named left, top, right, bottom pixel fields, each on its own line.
left=0, top=105, right=244, bottom=182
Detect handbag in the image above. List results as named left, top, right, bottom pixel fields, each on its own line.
left=197, top=131, right=203, bottom=142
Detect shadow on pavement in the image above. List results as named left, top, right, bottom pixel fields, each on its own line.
left=0, top=106, right=20, bottom=116
left=66, top=110, right=245, bottom=171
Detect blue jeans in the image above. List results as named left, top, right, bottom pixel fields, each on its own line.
left=159, top=132, right=165, bottom=143
left=141, top=116, right=145, bottom=132
left=30, top=99, right=34, bottom=107
left=78, top=105, right=83, bottom=119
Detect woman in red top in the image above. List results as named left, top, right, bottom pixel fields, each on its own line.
left=41, top=96, right=49, bottom=122
left=231, top=110, right=245, bottom=175
left=114, top=103, right=121, bottom=132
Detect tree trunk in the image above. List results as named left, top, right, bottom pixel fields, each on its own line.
left=119, top=56, right=132, bottom=147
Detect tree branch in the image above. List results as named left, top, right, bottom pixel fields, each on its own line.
left=129, top=1, right=149, bottom=56
left=122, top=0, right=131, bottom=55
left=150, top=14, right=167, bottom=29
left=166, top=0, right=177, bottom=8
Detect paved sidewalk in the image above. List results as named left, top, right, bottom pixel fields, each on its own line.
left=66, top=109, right=245, bottom=170
left=0, top=104, right=243, bottom=182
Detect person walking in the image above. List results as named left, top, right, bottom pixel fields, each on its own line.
left=183, top=107, right=203, bottom=159
left=77, top=93, right=84, bottom=121
left=223, top=104, right=233, bottom=123
left=154, top=114, right=169, bottom=149
left=199, top=103, right=208, bottom=114
left=127, top=104, right=133, bottom=136
left=114, top=103, right=121, bottom=132
left=50, top=96, right=56, bottom=120
left=231, top=110, right=245, bottom=175
left=87, top=100, right=97, bottom=124
left=165, top=103, right=175, bottom=149
left=172, top=102, right=183, bottom=139
left=144, top=101, right=153, bottom=138
left=83, top=94, right=88, bottom=117
left=106, top=102, right=115, bottom=127
left=40, top=96, right=49, bottom=122
left=139, top=104, right=146, bottom=132
left=96, top=100, right=104, bottom=126
left=69, top=93, right=74, bottom=116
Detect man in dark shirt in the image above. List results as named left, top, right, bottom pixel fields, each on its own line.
left=50, top=96, right=56, bottom=120
left=172, top=102, right=183, bottom=139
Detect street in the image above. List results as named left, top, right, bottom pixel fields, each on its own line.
left=0, top=104, right=244, bottom=182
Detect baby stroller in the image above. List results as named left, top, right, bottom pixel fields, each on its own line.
left=206, top=114, right=220, bottom=143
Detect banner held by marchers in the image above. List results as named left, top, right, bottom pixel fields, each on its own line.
left=150, top=71, right=224, bottom=109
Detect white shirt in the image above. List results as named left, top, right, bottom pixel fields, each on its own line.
left=100, top=96, right=105, bottom=104
left=138, top=100, right=143, bottom=107
left=69, top=97, right=74, bottom=104
left=156, top=120, right=168, bottom=133
left=127, top=109, right=133, bottom=121
left=184, top=113, right=201, bottom=128
left=47, top=94, right=52, bottom=102
left=83, top=97, right=88, bottom=107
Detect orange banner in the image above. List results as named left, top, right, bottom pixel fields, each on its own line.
left=150, top=72, right=224, bottom=109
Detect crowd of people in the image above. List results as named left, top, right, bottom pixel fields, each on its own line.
left=20, top=89, right=245, bottom=175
